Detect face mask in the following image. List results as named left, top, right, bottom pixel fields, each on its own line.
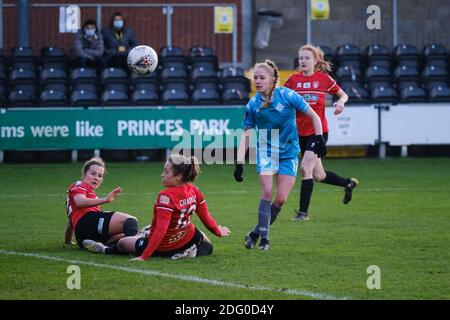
left=113, top=20, right=124, bottom=29
left=84, top=29, right=95, bottom=37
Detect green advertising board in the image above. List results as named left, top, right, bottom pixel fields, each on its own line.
left=0, top=106, right=246, bottom=150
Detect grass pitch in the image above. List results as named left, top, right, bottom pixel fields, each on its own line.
left=0, top=158, right=449, bottom=299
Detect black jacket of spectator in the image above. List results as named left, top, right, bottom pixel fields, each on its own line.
left=102, top=13, right=138, bottom=59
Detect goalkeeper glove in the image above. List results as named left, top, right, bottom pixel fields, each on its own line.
left=234, top=163, right=244, bottom=182
left=313, top=135, right=327, bottom=158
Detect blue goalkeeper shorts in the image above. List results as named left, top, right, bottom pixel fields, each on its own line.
left=256, top=155, right=299, bottom=177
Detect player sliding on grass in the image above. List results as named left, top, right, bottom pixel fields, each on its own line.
left=82, top=155, right=230, bottom=260
left=284, top=44, right=358, bottom=222
left=65, top=157, right=139, bottom=251
left=233, top=59, right=326, bottom=250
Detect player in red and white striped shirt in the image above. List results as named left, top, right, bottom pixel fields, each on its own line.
left=82, top=155, right=230, bottom=260
left=284, top=44, right=358, bottom=222
left=65, top=157, right=139, bottom=252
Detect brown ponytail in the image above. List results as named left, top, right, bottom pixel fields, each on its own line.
left=254, top=59, right=280, bottom=108
left=169, top=155, right=201, bottom=183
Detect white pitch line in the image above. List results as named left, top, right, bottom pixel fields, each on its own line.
left=0, top=249, right=347, bottom=300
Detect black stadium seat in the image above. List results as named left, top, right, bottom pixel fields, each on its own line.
left=160, top=66, right=188, bottom=83
left=423, top=44, right=447, bottom=59
left=367, top=80, right=394, bottom=91
left=129, top=71, right=158, bottom=85
left=11, top=61, right=37, bottom=72
left=157, top=60, right=187, bottom=74
left=336, top=44, right=362, bottom=60
left=10, top=83, right=38, bottom=95
left=371, top=86, right=398, bottom=103
left=394, top=65, right=420, bottom=82
left=335, top=65, right=362, bottom=82
left=70, top=68, right=97, bottom=84
left=101, top=89, right=129, bottom=106
left=365, top=65, right=391, bottom=82
left=368, top=59, right=392, bottom=70
left=190, top=66, right=218, bottom=84
left=191, top=87, right=221, bottom=105
left=340, top=82, right=370, bottom=104
left=422, top=65, right=447, bottom=82
left=71, top=89, right=98, bottom=106
left=43, top=83, right=68, bottom=94
left=188, top=46, right=218, bottom=70
left=11, top=46, right=36, bottom=63
left=397, top=80, right=420, bottom=92
left=161, top=88, right=190, bottom=105
left=72, top=83, right=97, bottom=94
left=159, top=46, right=186, bottom=63
left=428, top=85, right=450, bottom=102
left=100, top=67, right=128, bottom=84
left=394, top=44, right=419, bottom=60
left=40, top=67, right=67, bottom=84
left=131, top=88, right=159, bottom=106
left=132, top=82, right=158, bottom=93
left=193, top=82, right=219, bottom=92
left=423, top=44, right=448, bottom=69
left=400, top=85, right=427, bottom=103
left=102, top=82, right=129, bottom=93
left=8, top=89, right=36, bottom=107
left=40, top=89, right=67, bottom=106
left=222, top=88, right=248, bottom=105
left=40, top=46, right=66, bottom=65
left=9, top=68, right=37, bottom=84
left=425, top=80, right=448, bottom=92
left=161, top=82, right=190, bottom=93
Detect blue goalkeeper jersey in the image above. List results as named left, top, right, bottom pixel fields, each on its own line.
left=243, top=87, right=310, bottom=159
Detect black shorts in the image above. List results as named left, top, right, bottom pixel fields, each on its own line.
left=299, top=132, right=329, bottom=155
left=74, top=211, right=115, bottom=247
left=135, top=227, right=212, bottom=258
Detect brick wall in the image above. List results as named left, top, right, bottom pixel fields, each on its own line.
left=2, top=0, right=241, bottom=63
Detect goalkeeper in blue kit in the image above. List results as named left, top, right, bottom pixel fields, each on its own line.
left=234, top=59, right=326, bottom=250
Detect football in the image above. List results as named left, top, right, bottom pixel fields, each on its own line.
left=127, top=45, right=158, bottom=75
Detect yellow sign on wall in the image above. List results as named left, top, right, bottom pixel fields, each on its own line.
left=311, top=0, right=330, bottom=20
left=214, top=6, right=234, bottom=34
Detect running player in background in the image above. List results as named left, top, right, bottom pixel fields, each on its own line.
left=284, top=44, right=358, bottom=222
left=233, top=59, right=326, bottom=250
left=66, top=157, right=139, bottom=251
left=82, top=155, right=230, bottom=260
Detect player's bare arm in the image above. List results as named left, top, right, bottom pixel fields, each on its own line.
left=73, top=187, right=122, bottom=208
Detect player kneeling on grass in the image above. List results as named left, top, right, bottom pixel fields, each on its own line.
left=65, top=157, right=139, bottom=252
left=82, top=155, right=231, bottom=260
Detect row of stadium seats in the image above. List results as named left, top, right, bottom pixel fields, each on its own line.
left=3, top=86, right=248, bottom=107
left=295, top=44, right=450, bottom=104
left=0, top=45, right=221, bottom=74
left=294, top=43, right=450, bottom=69
left=0, top=45, right=251, bottom=107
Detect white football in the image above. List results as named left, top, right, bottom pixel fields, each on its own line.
left=127, top=45, right=158, bottom=75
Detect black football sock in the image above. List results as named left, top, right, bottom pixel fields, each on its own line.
left=299, top=179, right=314, bottom=214
left=123, top=218, right=138, bottom=236
left=322, top=171, right=351, bottom=187
left=253, top=199, right=271, bottom=240
left=270, top=203, right=281, bottom=225
left=104, top=240, right=121, bottom=255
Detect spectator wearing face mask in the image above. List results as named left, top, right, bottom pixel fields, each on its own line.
left=102, top=12, right=138, bottom=70
left=71, top=19, right=106, bottom=71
